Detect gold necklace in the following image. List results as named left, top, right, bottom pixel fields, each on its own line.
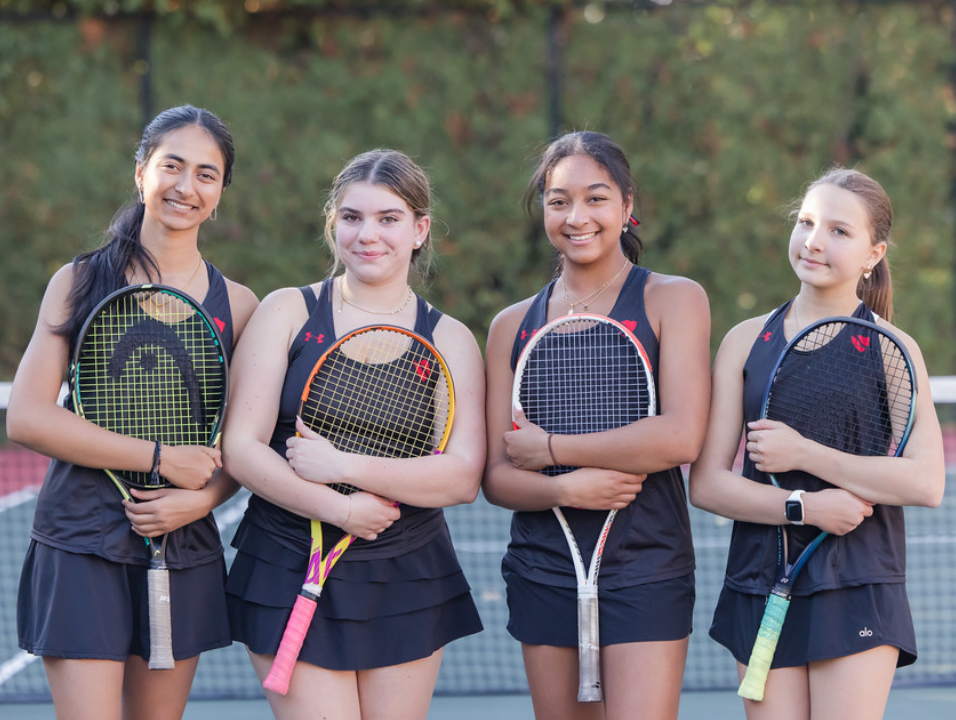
left=561, top=259, right=629, bottom=314
left=178, top=254, right=205, bottom=293
left=338, top=277, right=413, bottom=315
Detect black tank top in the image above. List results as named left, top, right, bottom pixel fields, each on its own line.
left=232, top=279, right=450, bottom=563
left=723, top=300, right=907, bottom=596
left=502, top=266, right=695, bottom=589
left=31, top=261, right=236, bottom=568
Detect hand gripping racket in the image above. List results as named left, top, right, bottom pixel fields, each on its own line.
left=737, top=316, right=917, bottom=701
left=262, top=324, right=455, bottom=695
left=69, top=284, right=228, bottom=670
left=512, top=313, right=655, bottom=702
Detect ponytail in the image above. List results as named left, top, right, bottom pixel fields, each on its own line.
left=56, top=202, right=159, bottom=350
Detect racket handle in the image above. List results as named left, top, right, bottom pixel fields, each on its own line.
left=576, top=584, right=602, bottom=703
left=737, top=591, right=791, bottom=701
left=147, top=568, right=175, bottom=670
left=263, top=593, right=318, bottom=695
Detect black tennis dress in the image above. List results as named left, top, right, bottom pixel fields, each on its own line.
left=18, top=262, right=236, bottom=662
left=709, top=300, right=917, bottom=668
left=502, top=266, right=696, bottom=646
left=226, top=280, right=482, bottom=670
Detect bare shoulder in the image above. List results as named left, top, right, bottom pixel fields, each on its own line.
left=873, top=317, right=929, bottom=370
left=487, top=296, right=536, bottom=343
left=716, top=313, right=773, bottom=363
left=432, top=311, right=480, bottom=355
left=224, top=278, right=260, bottom=335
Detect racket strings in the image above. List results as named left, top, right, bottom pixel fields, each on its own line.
left=300, top=330, right=452, bottom=495
left=518, top=320, right=651, bottom=475
left=74, top=290, right=227, bottom=488
left=769, top=322, right=914, bottom=467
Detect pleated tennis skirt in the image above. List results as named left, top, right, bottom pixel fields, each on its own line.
left=226, top=531, right=483, bottom=671
left=18, top=540, right=231, bottom=662
left=503, top=568, right=695, bottom=646
left=709, top=583, right=917, bottom=668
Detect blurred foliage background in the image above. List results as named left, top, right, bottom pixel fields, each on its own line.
left=1, top=0, right=954, bottom=378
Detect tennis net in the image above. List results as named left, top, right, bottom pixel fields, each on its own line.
left=1, top=380, right=954, bottom=701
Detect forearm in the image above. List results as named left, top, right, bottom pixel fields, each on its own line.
left=332, top=453, right=479, bottom=508
left=224, top=440, right=349, bottom=525
left=552, top=416, right=702, bottom=476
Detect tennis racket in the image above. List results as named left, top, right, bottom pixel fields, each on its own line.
left=70, top=283, right=228, bottom=670
left=512, top=313, right=655, bottom=702
left=737, top=316, right=917, bottom=701
left=262, top=324, right=455, bottom=695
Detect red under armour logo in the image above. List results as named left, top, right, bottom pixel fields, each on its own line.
left=760, top=331, right=772, bottom=342
left=851, top=335, right=870, bottom=353
left=213, top=318, right=226, bottom=333
left=303, top=332, right=325, bottom=344
left=622, top=320, right=637, bottom=332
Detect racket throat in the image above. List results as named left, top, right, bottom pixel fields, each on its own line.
left=301, top=584, right=323, bottom=602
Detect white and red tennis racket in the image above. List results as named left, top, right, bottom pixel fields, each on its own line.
left=512, top=313, right=655, bottom=702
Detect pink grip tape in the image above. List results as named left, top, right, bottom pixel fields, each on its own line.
left=262, top=594, right=318, bottom=695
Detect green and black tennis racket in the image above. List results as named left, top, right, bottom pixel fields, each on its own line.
left=262, top=324, right=455, bottom=695
left=737, top=316, right=916, bottom=701
left=70, top=283, right=228, bottom=670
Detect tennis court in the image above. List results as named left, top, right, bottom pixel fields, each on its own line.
left=1, top=383, right=955, bottom=717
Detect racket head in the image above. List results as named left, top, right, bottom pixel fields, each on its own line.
left=512, top=313, right=656, bottom=474
left=297, top=324, right=455, bottom=494
left=70, top=284, right=228, bottom=489
left=761, top=316, right=916, bottom=494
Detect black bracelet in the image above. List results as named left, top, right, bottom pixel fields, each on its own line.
left=150, top=441, right=161, bottom=485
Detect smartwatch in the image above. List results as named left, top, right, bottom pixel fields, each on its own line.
left=785, top=489, right=806, bottom=526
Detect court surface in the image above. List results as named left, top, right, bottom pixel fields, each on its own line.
left=4, top=686, right=955, bottom=719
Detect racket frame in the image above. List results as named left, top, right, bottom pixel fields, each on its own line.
left=68, top=283, right=228, bottom=671
left=512, top=312, right=656, bottom=703
left=737, top=315, right=917, bottom=701
left=263, top=324, right=456, bottom=695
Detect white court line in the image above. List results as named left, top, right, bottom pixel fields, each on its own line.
left=0, top=485, right=40, bottom=513
left=0, top=650, right=40, bottom=685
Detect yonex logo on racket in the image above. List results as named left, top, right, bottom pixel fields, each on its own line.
left=850, top=335, right=871, bottom=353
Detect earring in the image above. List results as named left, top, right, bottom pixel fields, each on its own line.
left=210, top=206, right=218, bottom=222
left=863, top=266, right=872, bottom=280
left=137, top=185, right=144, bottom=204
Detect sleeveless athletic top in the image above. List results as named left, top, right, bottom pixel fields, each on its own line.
left=723, top=300, right=907, bottom=596
left=502, top=266, right=696, bottom=590
left=30, top=261, right=235, bottom=569
left=231, top=279, right=450, bottom=563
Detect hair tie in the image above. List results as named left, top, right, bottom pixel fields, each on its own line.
left=547, top=434, right=559, bottom=467
left=150, top=441, right=161, bottom=485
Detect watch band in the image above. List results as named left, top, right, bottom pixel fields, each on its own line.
left=785, top=489, right=806, bottom=526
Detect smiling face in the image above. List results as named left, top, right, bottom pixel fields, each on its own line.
left=789, top=183, right=886, bottom=294
left=542, top=153, right=633, bottom=267
left=334, top=181, right=430, bottom=285
left=135, top=124, right=226, bottom=237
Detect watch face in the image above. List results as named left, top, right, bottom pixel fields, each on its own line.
left=785, top=500, right=803, bottom=523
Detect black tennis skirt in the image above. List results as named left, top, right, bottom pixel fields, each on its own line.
left=709, top=583, right=917, bottom=668
left=504, top=568, right=695, bottom=646
left=226, top=534, right=483, bottom=671
left=18, top=540, right=231, bottom=662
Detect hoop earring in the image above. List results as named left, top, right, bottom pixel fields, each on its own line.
left=137, top=185, right=144, bottom=204
left=210, top=206, right=218, bottom=222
